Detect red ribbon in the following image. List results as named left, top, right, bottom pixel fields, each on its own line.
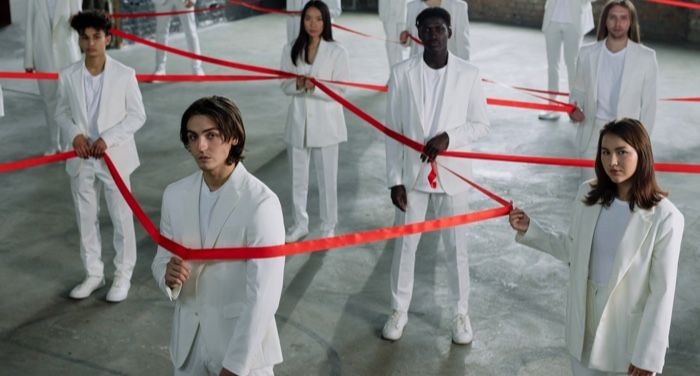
left=645, top=0, right=700, bottom=10
left=226, top=0, right=299, bottom=15
left=111, top=4, right=230, bottom=19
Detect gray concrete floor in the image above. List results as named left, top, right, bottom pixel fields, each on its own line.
left=1, top=12, right=699, bottom=376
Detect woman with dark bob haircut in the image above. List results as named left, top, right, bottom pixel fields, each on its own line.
left=509, top=118, right=684, bottom=375
left=279, top=0, right=350, bottom=243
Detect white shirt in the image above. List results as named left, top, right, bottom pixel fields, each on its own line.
left=596, top=45, right=627, bottom=121
left=551, top=0, right=572, bottom=24
left=416, top=59, right=447, bottom=193
left=82, top=66, right=104, bottom=141
left=199, top=178, right=223, bottom=246
left=590, top=198, right=632, bottom=285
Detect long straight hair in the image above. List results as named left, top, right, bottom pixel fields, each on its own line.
left=596, top=0, right=641, bottom=43
left=291, top=1, right=334, bottom=66
left=584, top=118, right=666, bottom=210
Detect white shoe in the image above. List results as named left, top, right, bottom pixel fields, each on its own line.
left=193, top=67, right=205, bottom=76
left=538, top=111, right=560, bottom=121
left=319, top=228, right=335, bottom=239
left=106, top=277, right=130, bottom=303
left=69, top=276, right=105, bottom=299
left=381, top=310, right=408, bottom=341
left=285, top=225, right=308, bottom=243
left=451, top=313, right=473, bottom=345
left=153, top=66, right=166, bottom=75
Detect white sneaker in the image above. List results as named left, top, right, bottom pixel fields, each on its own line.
left=285, top=225, right=308, bottom=243
left=538, top=111, right=560, bottom=121
left=153, top=66, right=166, bottom=75
left=381, top=310, right=408, bottom=341
left=451, top=313, right=473, bottom=345
left=193, top=66, right=205, bottom=76
left=69, top=276, right=105, bottom=299
left=106, top=277, right=131, bottom=303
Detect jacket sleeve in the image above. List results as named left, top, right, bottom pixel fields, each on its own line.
left=445, top=70, right=490, bottom=149
left=100, top=69, right=147, bottom=148
left=309, top=45, right=350, bottom=101
left=631, top=209, right=684, bottom=373
left=151, top=187, right=182, bottom=300
left=222, top=195, right=285, bottom=376
left=639, top=50, right=658, bottom=136
left=385, top=68, right=405, bottom=188
left=570, top=49, right=587, bottom=111
left=328, top=0, right=342, bottom=18
left=280, top=44, right=302, bottom=96
left=55, top=72, right=83, bottom=145
left=457, top=2, right=471, bottom=61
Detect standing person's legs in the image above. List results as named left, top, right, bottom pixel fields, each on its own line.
left=176, top=3, right=203, bottom=73
left=70, top=160, right=104, bottom=279
left=287, top=146, right=311, bottom=240
left=578, top=119, right=606, bottom=181
left=562, top=25, right=583, bottom=94
left=541, top=23, right=565, bottom=120
left=154, top=0, right=175, bottom=73
left=437, top=192, right=470, bottom=316
left=96, top=162, right=136, bottom=282
left=312, top=144, right=338, bottom=236
left=383, top=22, right=404, bottom=67
left=37, top=79, right=61, bottom=153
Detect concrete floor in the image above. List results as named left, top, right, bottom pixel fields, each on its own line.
left=1, top=12, right=699, bottom=376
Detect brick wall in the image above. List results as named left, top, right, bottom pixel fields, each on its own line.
left=345, top=0, right=700, bottom=46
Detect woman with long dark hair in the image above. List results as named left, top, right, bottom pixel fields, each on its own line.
left=280, top=0, right=349, bottom=243
left=509, top=118, right=684, bottom=376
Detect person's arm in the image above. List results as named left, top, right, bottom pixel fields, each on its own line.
left=444, top=71, right=490, bottom=150
left=639, top=50, right=658, bottom=136
left=151, top=188, right=186, bottom=300
left=55, top=72, right=86, bottom=148
left=384, top=69, right=404, bottom=190
left=630, top=209, right=684, bottom=373
left=99, top=70, right=146, bottom=148
left=280, top=44, right=304, bottom=96
left=569, top=50, right=586, bottom=122
left=306, top=45, right=350, bottom=101
left=222, top=195, right=285, bottom=376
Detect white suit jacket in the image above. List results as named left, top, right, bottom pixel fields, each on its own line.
left=24, top=0, right=82, bottom=72
left=286, top=0, right=342, bottom=43
left=152, top=0, right=197, bottom=5
left=151, top=165, right=286, bottom=375
left=571, top=40, right=658, bottom=152
left=517, top=182, right=684, bottom=373
left=379, top=0, right=409, bottom=27
left=0, top=84, right=4, bottom=117
left=280, top=39, right=349, bottom=148
left=55, top=56, right=146, bottom=178
left=542, top=0, right=594, bottom=35
left=385, top=53, right=489, bottom=195
left=405, top=0, right=470, bottom=61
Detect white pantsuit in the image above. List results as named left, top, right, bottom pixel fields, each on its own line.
left=153, top=0, right=203, bottom=73
left=385, top=53, right=490, bottom=314
left=516, top=182, right=684, bottom=374
left=571, top=40, right=658, bottom=158
left=0, top=84, right=4, bottom=117
left=24, top=0, right=82, bottom=151
left=280, top=40, right=349, bottom=234
left=286, top=0, right=342, bottom=43
left=379, top=0, right=409, bottom=67
left=55, top=56, right=146, bottom=280
left=405, top=0, right=470, bottom=61
left=152, top=166, right=285, bottom=376
left=542, top=0, right=594, bottom=94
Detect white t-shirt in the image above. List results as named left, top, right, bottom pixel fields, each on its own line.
left=596, top=45, right=627, bottom=122
left=199, top=178, right=223, bottom=246
left=590, top=198, right=632, bottom=285
left=551, top=0, right=572, bottom=24
left=416, top=59, right=447, bottom=193
left=82, top=66, right=104, bottom=142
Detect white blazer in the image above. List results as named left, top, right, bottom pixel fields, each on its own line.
left=151, top=165, right=286, bottom=375
left=0, top=84, right=4, bottom=117
left=24, top=0, right=82, bottom=72
left=516, top=182, right=684, bottom=373
left=571, top=40, right=658, bottom=152
left=405, top=0, right=470, bottom=61
left=385, top=53, right=490, bottom=195
left=286, top=0, right=342, bottom=43
left=280, top=39, right=349, bottom=148
left=379, top=0, right=409, bottom=27
left=542, top=0, right=594, bottom=35
left=152, top=0, right=197, bottom=5
left=55, top=56, right=146, bottom=178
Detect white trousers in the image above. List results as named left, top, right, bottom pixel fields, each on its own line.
left=544, top=21, right=583, bottom=95
left=382, top=21, right=407, bottom=68
left=38, top=77, right=61, bottom=150
left=175, top=328, right=274, bottom=376
left=390, top=190, right=470, bottom=314
left=69, top=159, right=137, bottom=280
left=155, top=0, right=203, bottom=72
left=287, top=145, right=338, bottom=233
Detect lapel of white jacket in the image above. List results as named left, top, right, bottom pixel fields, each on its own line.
left=71, top=62, right=89, bottom=129
left=590, top=41, right=604, bottom=105
left=202, top=165, right=243, bottom=249
left=96, top=56, right=114, bottom=133
left=616, top=40, right=638, bottom=115
left=434, top=52, right=458, bottom=134
left=577, top=199, right=602, bottom=285
left=310, top=39, right=327, bottom=78
left=605, top=204, right=654, bottom=294
left=407, top=57, right=425, bottom=140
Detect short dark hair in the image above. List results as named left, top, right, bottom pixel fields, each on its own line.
left=70, top=10, right=113, bottom=35
left=584, top=118, right=666, bottom=210
left=180, top=96, right=246, bottom=165
left=415, top=7, right=451, bottom=29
